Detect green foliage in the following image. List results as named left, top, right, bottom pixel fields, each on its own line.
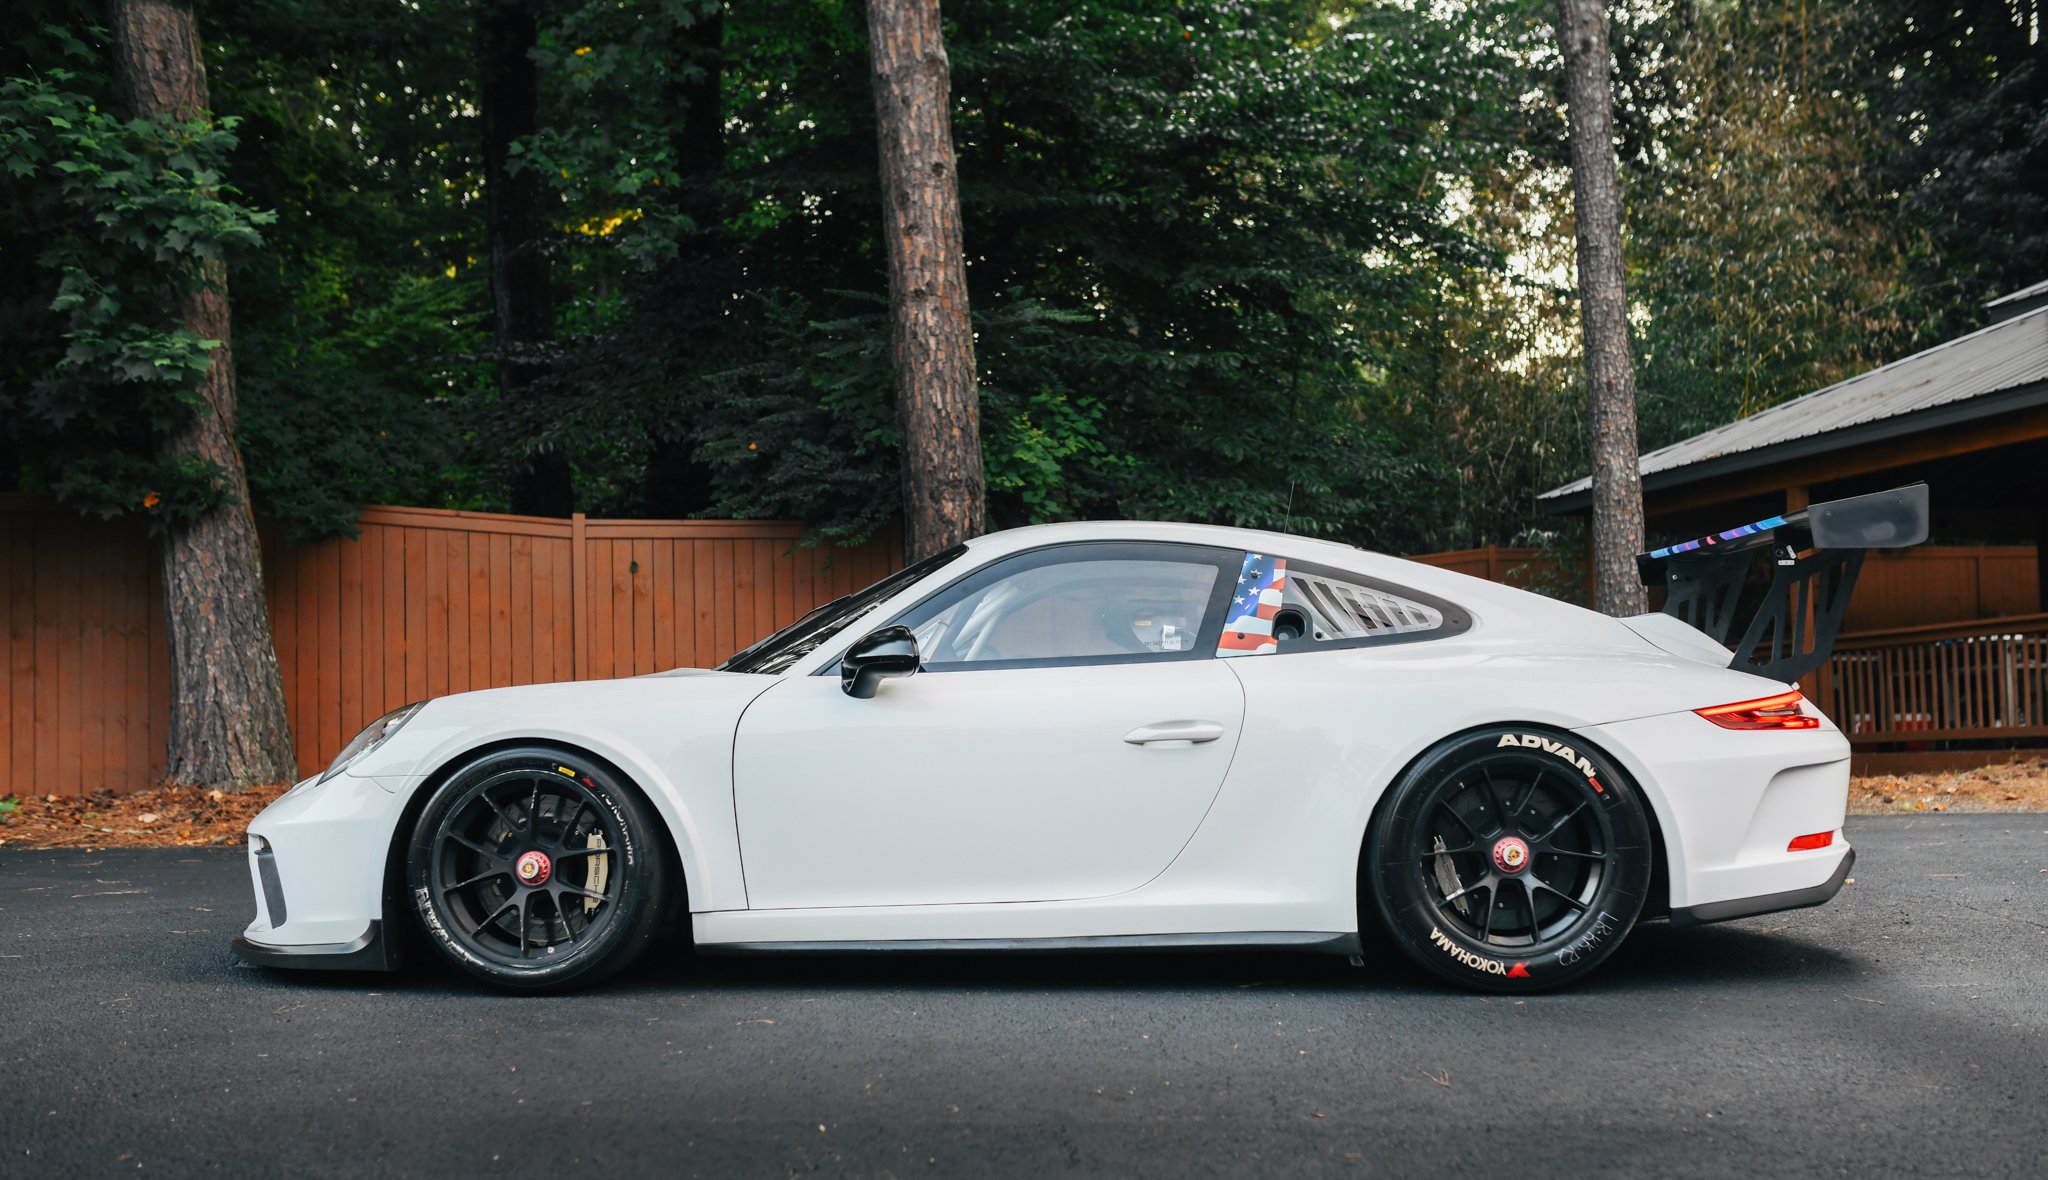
left=1621, top=2, right=1934, bottom=449
left=1860, top=0, right=2048, bottom=330
left=204, top=0, right=498, bottom=537
left=537, top=0, right=1524, bottom=550
left=1, top=0, right=2035, bottom=558
left=0, top=58, right=272, bottom=528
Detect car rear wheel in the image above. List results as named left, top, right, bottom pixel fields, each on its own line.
left=406, top=747, right=670, bottom=993
left=1368, top=726, right=1653, bottom=992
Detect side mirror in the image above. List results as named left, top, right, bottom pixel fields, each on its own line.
left=840, top=625, right=921, bottom=698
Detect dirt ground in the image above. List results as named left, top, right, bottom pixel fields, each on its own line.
left=6, top=758, right=2048, bottom=849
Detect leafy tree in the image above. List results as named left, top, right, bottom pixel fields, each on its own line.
left=1862, top=0, right=2048, bottom=327
left=1621, top=2, right=1934, bottom=450
left=0, top=62, right=258, bottom=523
left=533, top=1, right=1517, bottom=553
left=0, top=0, right=300, bottom=787
left=9, top=0, right=2035, bottom=576
left=206, top=0, right=494, bottom=539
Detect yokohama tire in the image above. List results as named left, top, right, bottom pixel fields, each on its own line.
left=1369, top=725, right=1653, bottom=992
left=406, top=746, right=670, bottom=993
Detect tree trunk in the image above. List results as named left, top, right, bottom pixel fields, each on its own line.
left=107, top=0, right=296, bottom=788
left=1556, top=0, right=1647, bottom=616
left=479, top=0, right=568, bottom=517
left=865, top=0, right=985, bottom=561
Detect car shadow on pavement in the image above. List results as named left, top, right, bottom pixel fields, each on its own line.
left=224, top=918, right=1859, bottom=999
left=1585, top=921, right=1861, bottom=990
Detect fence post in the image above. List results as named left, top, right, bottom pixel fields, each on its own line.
left=570, top=512, right=588, bottom=681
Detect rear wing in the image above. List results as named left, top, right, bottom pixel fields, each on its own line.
left=1634, top=483, right=1929, bottom=683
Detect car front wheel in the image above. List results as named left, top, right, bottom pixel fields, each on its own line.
left=1368, top=725, right=1653, bottom=992
left=405, top=747, right=670, bottom=993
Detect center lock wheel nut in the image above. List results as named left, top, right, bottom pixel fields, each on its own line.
left=1492, top=836, right=1530, bottom=874
left=515, top=849, right=552, bottom=887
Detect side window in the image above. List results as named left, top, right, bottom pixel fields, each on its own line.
left=894, top=544, right=1234, bottom=670
left=1216, top=551, right=1467, bottom=657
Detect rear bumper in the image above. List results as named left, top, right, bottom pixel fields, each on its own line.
left=1573, top=711, right=1852, bottom=913
left=233, top=921, right=400, bottom=971
left=1669, top=847, right=1854, bottom=927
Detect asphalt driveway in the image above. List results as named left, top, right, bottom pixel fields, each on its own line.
left=3, top=814, right=2044, bottom=1177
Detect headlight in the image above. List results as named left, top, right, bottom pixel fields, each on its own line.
left=321, top=702, right=426, bottom=783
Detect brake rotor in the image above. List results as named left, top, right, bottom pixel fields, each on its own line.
left=1431, top=835, right=1469, bottom=917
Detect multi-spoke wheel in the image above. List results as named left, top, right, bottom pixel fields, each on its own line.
left=406, top=747, right=671, bottom=992
left=1368, top=726, right=1652, bottom=991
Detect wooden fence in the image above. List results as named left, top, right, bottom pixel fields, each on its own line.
left=5, top=492, right=2042, bottom=795
left=1, top=499, right=899, bottom=793
left=1405, top=545, right=1560, bottom=589
left=1842, top=546, right=2039, bottom=631
left=1814, top=613, right=2048, bottom=746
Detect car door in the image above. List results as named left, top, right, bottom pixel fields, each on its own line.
left=731, top=542, right=1247, bottom=910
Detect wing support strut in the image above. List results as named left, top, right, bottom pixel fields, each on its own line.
left=1634, top=483, right=1929, bottom=683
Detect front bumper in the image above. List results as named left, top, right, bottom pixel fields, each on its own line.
left=235, top=771, right=405, bottom=972
left=233, top=921, right=400, bottom=971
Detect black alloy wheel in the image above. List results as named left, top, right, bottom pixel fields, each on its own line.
left=1368, top=726, right=1653, bottom=992
left=406, top=747, right=670, bottom=993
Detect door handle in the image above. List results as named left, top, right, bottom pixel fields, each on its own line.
left=1123, top=721, right=1226, bottom=747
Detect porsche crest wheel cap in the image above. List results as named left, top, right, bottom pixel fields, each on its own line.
left=1492, top=836, right=1530, bottom=874
left=515, top=849, right=552, bottom=887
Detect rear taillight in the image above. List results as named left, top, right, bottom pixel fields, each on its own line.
left=1694, top=689, right=1820, bottom=730
left=1787, top=831, right=1834, bottom=852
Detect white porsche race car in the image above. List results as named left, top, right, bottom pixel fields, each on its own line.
left=234, top=486, right=1927, bottom=993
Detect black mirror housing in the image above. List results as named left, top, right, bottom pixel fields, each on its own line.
left=840, top=625, right=921, bottom=698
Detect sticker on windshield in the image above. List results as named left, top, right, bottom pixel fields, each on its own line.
left=1217, top=553, right=1287, bottom=658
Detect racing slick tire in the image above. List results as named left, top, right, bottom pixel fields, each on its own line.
left=405, top=747, right=670, bottom=993
left=1368, top=725, right=1653, bottom=992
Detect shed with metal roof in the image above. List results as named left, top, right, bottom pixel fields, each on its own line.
left=1539, top=288, right=2048, bottom=620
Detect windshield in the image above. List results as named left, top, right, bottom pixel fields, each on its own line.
left=717, top=544, right=968, bottom=674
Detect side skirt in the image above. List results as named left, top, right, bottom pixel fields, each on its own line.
left=695, top=931, right=1363, bottom=956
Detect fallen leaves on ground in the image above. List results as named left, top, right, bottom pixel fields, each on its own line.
left=0, top=783, right=288, bottom=848
left=1848, top=758, right=2048, bottom=815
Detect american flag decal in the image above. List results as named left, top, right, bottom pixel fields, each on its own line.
left=1217, top=552, right=1287, bottom=658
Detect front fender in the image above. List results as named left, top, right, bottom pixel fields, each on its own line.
left=358, top=674, right=778, bottom=914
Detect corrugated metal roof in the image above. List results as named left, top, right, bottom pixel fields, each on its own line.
left=1539, top=303, right=2048, bottom=503
left=1987, top=277, right=2048, bottom=312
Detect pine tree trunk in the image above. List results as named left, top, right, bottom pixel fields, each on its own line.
left=865, top=0, right=985, bottom=561
left=1556, top=0, right=1647, bottom=616
left=108, top=0, right=296, bottom=788
left=479, top=0, right=568, bottom=517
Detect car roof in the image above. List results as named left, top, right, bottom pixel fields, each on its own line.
left=952, top=520, right=1593, bottom=628
left=962, top=520, right=1380, bottom=565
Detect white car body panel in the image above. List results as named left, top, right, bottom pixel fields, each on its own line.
left=732, top=660, right=1245, bottom=908
left=239, top=518, right=1855, bottom=965
left=336, top=672, right=779, bottom=912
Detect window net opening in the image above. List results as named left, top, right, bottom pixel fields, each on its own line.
left=1288, top=570, right=1444, bottom=640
